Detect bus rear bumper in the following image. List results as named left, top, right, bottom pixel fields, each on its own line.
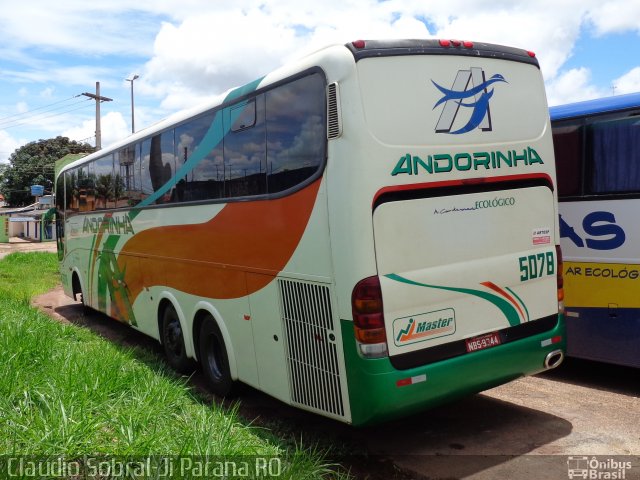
left=341, top=314, right=566, bottom=426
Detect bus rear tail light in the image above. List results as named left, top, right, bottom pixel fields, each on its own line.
left=352, top=276, right=388, bottom=358
left=556, top=244, right=564, bottom=314
left=439, top=39, right=474, bottom=49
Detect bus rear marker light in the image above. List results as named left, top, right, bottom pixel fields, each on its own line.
left=541, top=336, right=562, bottom=347
left=396, top=374, right=427, bottom=387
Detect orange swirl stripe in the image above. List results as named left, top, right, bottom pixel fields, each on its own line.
left=118, top=179, right=321, bottom=303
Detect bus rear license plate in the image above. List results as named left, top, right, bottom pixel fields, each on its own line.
left=465, top=332, right=502, bottom=353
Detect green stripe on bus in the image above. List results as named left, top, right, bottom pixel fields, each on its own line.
left=385, top=273, right=522, bottom=327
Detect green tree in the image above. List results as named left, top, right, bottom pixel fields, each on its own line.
left=0, top=136, right=94, bottom=206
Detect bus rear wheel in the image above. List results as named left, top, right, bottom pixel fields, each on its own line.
left=72, top=273, right=89, bottom=313
left=199, top=318, right=235, bottom=397
left=161, top=304, right=194, bottom=374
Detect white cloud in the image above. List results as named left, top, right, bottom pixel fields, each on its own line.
left=40, top=87, right=55, bottom=99
left=137, top=0, right=607, bottom=113
left=16, top=102, right=28, bottom=114
left=62, top=111, right=130, bottom=149
left=2, top=65, right=116, bottom=90
left=1, top=0, right=640, bottom=144
left=142, top=10, right=301, bottom=108
left=586, top=1, right=640, bottom=35
left=0, top=130, right=22, bottom=164
left=0, top=2, right=162, bottom=57
left=545, top=67, right=606, bottom=106
left=138, top=3, right=432, bottom=111
left=612, top=67, right=640, bottom=95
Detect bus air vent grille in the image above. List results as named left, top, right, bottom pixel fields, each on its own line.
left=327, top=82, right=342, bottom=139
left=278, top=279, right=345, bottom=418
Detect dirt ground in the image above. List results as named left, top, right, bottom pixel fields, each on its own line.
left=12, top=241, right=639, bottom=480
left=0, top=238, right=58, bottom=259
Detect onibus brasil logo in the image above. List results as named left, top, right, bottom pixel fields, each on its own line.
left=432, top=67, right=507, bottom=134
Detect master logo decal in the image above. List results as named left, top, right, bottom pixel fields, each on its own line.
left=394, top=309, right=456, bottom=346
left=433, top=67, right=507, bottom=134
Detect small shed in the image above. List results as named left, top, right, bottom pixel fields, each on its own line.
left=0, top=199, right=56, bottom=243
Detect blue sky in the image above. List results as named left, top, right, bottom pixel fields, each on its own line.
left=0, top=0, right=639, bottom=164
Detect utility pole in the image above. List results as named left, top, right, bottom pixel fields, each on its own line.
left=126, top=75, right=139, bottom=134
left=82, top=82, right=113, bottom=149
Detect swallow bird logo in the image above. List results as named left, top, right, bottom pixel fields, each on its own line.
left=433, top=68, right=507, bottom=134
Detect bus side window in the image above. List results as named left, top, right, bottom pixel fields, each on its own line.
left=140, top=138, right=153, bottom=201
left=266, top=73, right=325, bottom=194
left=552, top=120, right=583, bottom=198
left=587, top=115, right=640, bottom=194
left=77, top=165, right=94, bottom=212
left=176, top=110, right=224, bottom=201
left=65, top=170, right=78, bottom=213
left=223, top=96, right=266, bottom=198
left=117, top=145, right=138, bottom=208
left=149, top=131, right=176, bottom=204
left=93, top=155, right=114, bottom=210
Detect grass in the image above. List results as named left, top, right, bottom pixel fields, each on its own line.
left=0, top=252, right=349, bottom=479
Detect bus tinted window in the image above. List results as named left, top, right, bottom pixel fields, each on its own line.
left=60, top=71, right=327, bottom=214
left=588, top=115, right=640, bottom=194
left=176, top=111, right=225, bottom=201
left=230, top=99, right=256, bottom=132
left=266, top=73, right=325, bottom=194
left=224, top=96, right=267, bottom=197
left=117, top=145, right=138, bottom=207
left=149, top=131, right=177, bottom=204
left=65, top=170, right=78, bottom=213
left=77, top=165, right=94, bottom=212
left=55, top=174, right=65, bottom=212
left=552, top=120, right=583, bottom=197
left=140, top=137, right=153, bottom=200
left=93, top=155, right=114, bottom=210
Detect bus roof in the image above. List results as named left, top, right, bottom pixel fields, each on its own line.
left=550, top=91, right=640, bottom=121
left=346, top=39, right=540, bottom=68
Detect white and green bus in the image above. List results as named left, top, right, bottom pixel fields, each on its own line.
left=56, top=39, right=564, bottom=426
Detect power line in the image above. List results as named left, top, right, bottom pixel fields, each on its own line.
left=0, top=100, right=94, bottom=130
left=74, top=135, right=95, bottom=145
left=0, top=95, right=82, bottom=124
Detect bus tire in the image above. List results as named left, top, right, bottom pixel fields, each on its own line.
left=160, top=304, right=194, bottom=374
left=72, top=273, right=90, bottom=313
left=199, top=318, right=236, bottom=397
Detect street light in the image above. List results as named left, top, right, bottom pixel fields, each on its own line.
left=126, top=74, right=139, bottom=133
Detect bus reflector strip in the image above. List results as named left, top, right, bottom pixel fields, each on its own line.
left=396, top=374, right=427, bottom=387
left=541, top=336, right=562, bottom=347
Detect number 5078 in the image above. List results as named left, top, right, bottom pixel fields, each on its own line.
left=519, top=252, right=555, bottom=281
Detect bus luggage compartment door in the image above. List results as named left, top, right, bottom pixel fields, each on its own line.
left=372, top=184, right=558, bottom=361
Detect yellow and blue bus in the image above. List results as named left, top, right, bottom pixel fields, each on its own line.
left=56, top=39, right=564, bottom=425
left=551, top=92, right=640, bottom=369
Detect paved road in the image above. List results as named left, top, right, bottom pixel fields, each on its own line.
left=32, top=285, right=640, bottom=480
